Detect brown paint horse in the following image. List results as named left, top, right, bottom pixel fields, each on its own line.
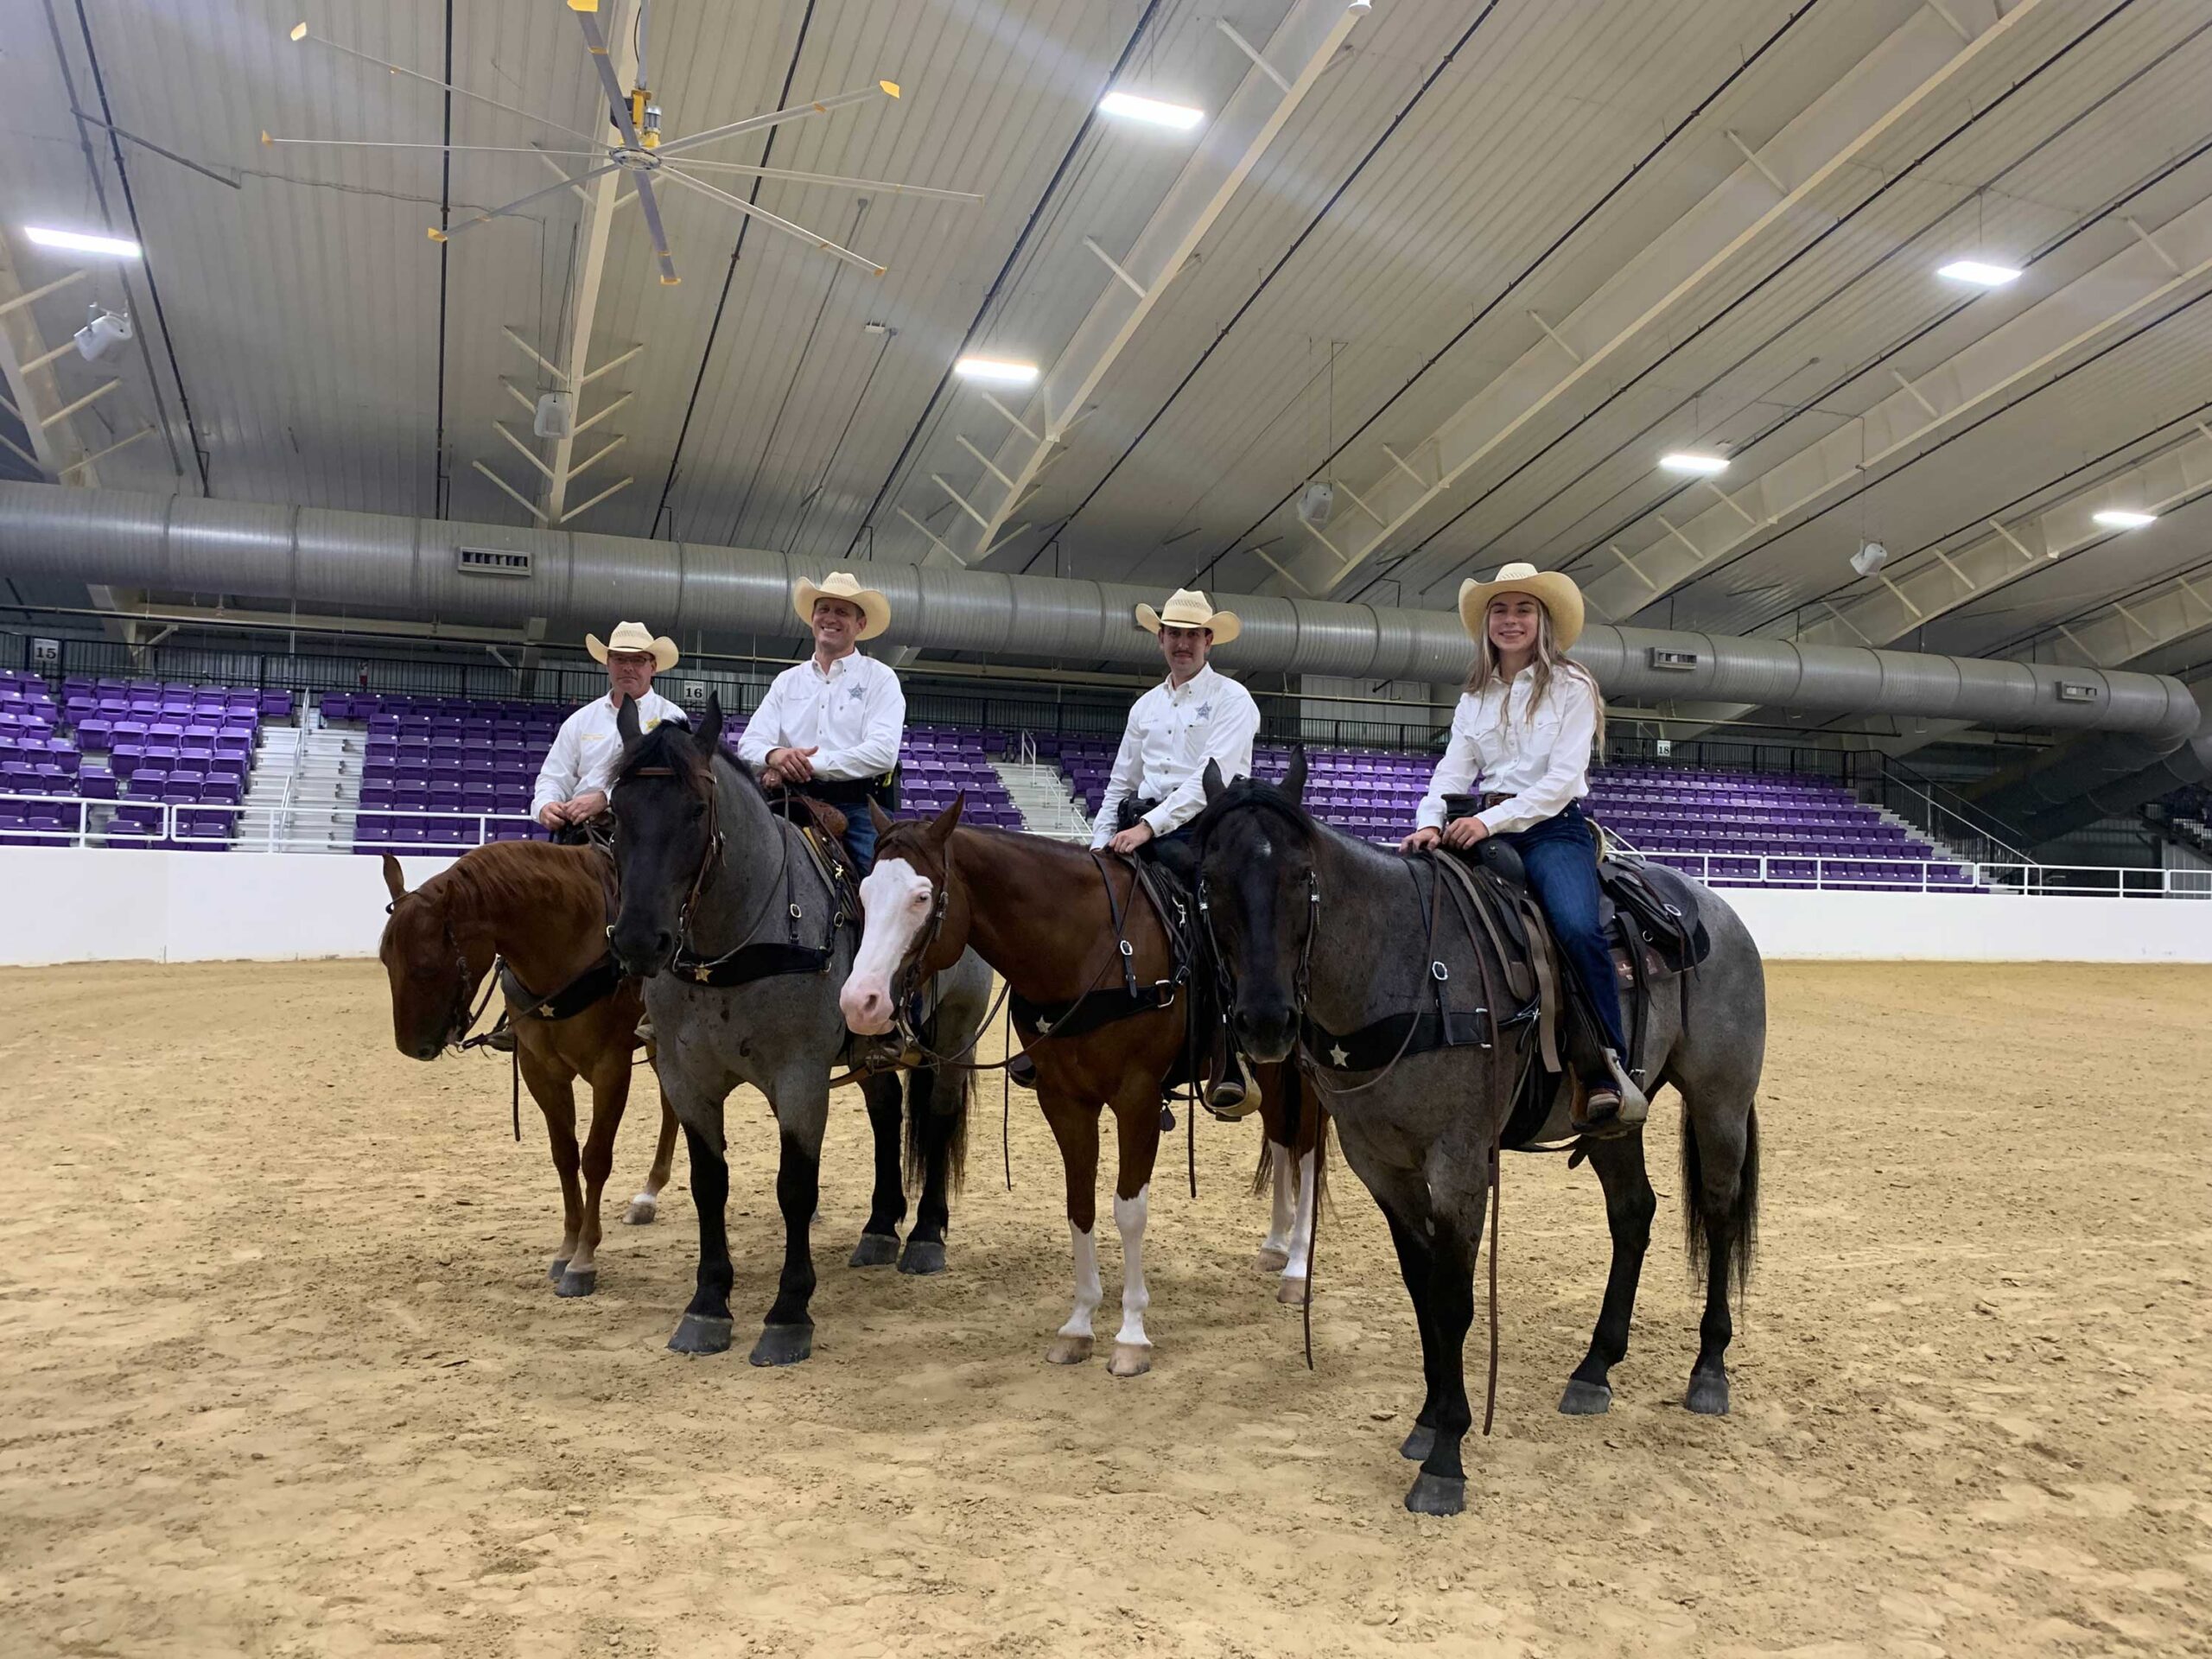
left=377, top=842, right=677, bottom=1296
left=841, top=800, right=1314, bottom=1376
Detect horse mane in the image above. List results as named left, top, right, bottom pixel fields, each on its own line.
left=423, top=838, right=601, bottom=928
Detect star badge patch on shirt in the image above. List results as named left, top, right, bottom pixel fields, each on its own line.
left=1196, top=702, right=1212, bottom=719
left=848, top=684, right=866, bottom=701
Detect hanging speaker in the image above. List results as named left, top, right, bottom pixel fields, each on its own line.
left=533, top=391, right=575, bottom=438
left=1296, top=480, right=1336, bottom=528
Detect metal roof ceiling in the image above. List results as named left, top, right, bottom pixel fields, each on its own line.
left=3, top=0, right=2210, bottom=685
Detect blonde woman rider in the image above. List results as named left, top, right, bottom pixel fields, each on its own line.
left=1400, top=563, right=1647, bottom=1136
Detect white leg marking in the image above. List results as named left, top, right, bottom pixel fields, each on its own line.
left=1114, top=1185, right=1151, bottom=1350
left=1058, top=1222, right=1102, bottom=1339
left=1261, top=1141, right=1294, bottom=1258
left=1282, top=1148, right=1316, bottom=1282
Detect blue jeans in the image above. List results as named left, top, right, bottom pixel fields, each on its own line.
left=841, top=807, right=877, bottom=878
left=1503, top=805, right=1628, bottom=1060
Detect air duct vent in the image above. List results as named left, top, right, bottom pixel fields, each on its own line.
left=457, top=546, right=532, bottom=578
left=2056, top=682, right=2100, bottom=704
left=1649, top=647, right=1699, bottom=671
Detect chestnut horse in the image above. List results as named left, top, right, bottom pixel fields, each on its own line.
left=377, top=841, right=677, bottom=1296
left=840, top=799, right=1315, bottom=1376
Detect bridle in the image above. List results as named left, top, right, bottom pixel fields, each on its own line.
left=620, top=759, right=729, bottom=949
left=385, top=890, right=501, bottom=1053
left=878, top=838, right=1016, bottom=1070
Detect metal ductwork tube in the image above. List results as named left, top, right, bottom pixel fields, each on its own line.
left=1974, top=682, right=2212, bottom=844
left=0, top=482, right=2191, bottom=744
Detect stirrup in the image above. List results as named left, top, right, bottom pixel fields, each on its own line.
left=1604, top=1049, right=1649, bottom=1122
left=1203, top=1073, right=1254, bottom=1122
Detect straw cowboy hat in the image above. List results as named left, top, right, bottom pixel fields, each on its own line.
left=1135, top=588, right=1242, bottom=646
left=1457, top=562, right=1586, bottom=650
left=586, top=620, right=680, bottom=671
left=794, top=570, right=892, bottom=641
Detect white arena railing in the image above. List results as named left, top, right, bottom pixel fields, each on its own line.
left=3, top=794, right=2209, bottom=899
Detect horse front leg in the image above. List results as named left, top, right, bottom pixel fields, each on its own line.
left=1559, top=1131, right=1657, bottom=1415
left=897, top=1065, right=959, bottom=1277
left=624, top=1097, right=680, bottom=1225
left=518, top=1046, right=584, bottom=1288
left=849, top=1072, right=906, bottom=1268
left=1037, top=1086, right=1102, bottom=1366
left=558, top=1047, right=634, bottom=1298
left=752, top=1080, right=829, bottom=1367
left=667, top=1103, right=735, bottom=1355
left=1382, top=1205, right=1446, bottom=1463
left=1405, top=1205, right=1482, bottom=1517
left=1105, top=1082, right=1164, bottom=1378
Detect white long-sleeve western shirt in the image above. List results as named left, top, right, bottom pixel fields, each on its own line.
left=1091, top=664, right=1262, bottom=849
left=1415, top=666, right=1601, bottom=836
left=531, top=689, right=689, bottom=817
left=736, top=651, right=905, bottom=782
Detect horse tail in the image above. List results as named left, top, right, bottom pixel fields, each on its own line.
left=904, top=1063, right=970, bottom=1198
left=1680, top=1099, right=1758, bottom=1294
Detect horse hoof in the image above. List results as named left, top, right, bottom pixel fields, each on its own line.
left=622, top=1197, right=658, bottom=1225
left=1254, top=1245, right=1290, bottom=1274
left=848, top=1232, right=900, bottom=1268
left=1046, top=1335, right=1093, bottom=1366
left=547, top=1256, right=569, bottom=1284
left=667, top=1314, right=734, bottom=1356
left=897, top=1238, right=948, bottom=1276
left=1558, top=1379, right=1612, bottom=1416
left=554, top=1268, right=597, bottom=1299
left=1403, top=1471, right=1466, bottom=1516
left=748, top=1324, right=815, bottom=1368
left=1108, top=1343, right=1153, bottom=1378
left=1275, top=1274, right=1310, bottom=1306
left=1685, top=1370, right=1731, bottom=1416
left=1398, top=1424, right=1435, bottom=1462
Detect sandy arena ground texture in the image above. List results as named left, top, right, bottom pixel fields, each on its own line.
left=1, top=957, right=2208, bottom=1657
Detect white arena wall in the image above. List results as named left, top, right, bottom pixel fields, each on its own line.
left=2, top=847, right=2209, bottom=967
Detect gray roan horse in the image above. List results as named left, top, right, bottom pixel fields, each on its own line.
left=1192, top=756, right=1763, bottom=1516
left=605, top=695, right=992, bottom=1366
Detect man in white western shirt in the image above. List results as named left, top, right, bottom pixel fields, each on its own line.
left=737, top=571, right=905, bottom=874
left=1092, top=589, right=1262, bottom=856
left=1087, top=588, right=1261, bottom=1116
left=533, top=620, right=689, bottom=838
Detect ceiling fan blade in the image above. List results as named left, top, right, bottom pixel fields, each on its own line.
left=569, top=6, right=648, bottom=149
left=653, top=82, right=899, bottom=160
left=287, top=22, right=603, bottom=147
left=263, top=135, right=601, bottom=156
left=430, top=157, right=628, bottom=241
left=669, top=160, right=981, bottom=204
left=632, top=176, right=681, bottom=286
left=658, top=166, right=886, bottom=276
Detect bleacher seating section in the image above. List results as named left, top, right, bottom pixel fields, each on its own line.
left=324, top=693, right=1027, bottom=849
left=1, top=673, right=1973, bottom=887
left=1037, top=733, right=1974, bottom=888
left=0, top=671, right=287, bottom=849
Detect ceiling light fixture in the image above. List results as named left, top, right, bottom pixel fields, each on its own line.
left=1936, top=259, right=2020, bottom=288
left=1097, top=91, right=1205, bottom=130
left=2092, top=509, right=2156, bottom=530
left=954, top=356, right=1039, bottom=385
left=24, top=225, right=142, bottom=258
left=1659, top=451, right=1729, bottom=476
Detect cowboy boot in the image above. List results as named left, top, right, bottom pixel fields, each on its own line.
left=1204, top=1045, right=1253, bottom=1121
left=1008, top=1052, right=1038, bottom=1089
left=484, top=1012, right=517, bottom=1054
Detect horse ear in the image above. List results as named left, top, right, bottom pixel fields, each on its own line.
left=693, top=693, right=723, bottom=755
left=615, top=695, right=643, bottom=750
left=868, top=798, right=894, bottom=836
left=1282, top=745, right=1308, bottom=804
left=1202, top=758, right=1225, bottom=802
left=380, top=853, right=407, bottom=902
left=930, top=793, right=964, bottom=843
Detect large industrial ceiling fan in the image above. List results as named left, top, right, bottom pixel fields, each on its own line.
left=262, top=0, right=980, bottom=283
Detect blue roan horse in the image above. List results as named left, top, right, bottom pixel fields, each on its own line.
left=605, top=696, right=992, bottom=1366
left=1192, top=756, right=1764, bottom=1516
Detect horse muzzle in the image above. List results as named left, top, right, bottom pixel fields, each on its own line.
left=839, top=974, right=896, bottom=1036
left=1232, top=1003, right=1297, bottom=1065
left=609, top=924, right=676, bottom=980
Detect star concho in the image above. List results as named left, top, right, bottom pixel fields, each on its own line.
left=1328, top=1043, right=1350, bottom=1068
left=692, top=963, right=714, bottom=983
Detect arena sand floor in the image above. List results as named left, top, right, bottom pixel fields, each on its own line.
left=2, top=958, right=2206, bottom=1657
